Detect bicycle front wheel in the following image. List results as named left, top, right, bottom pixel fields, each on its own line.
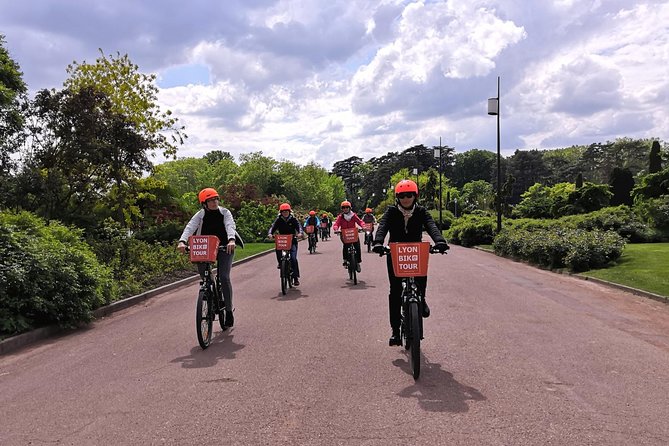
left=409, top=301, right=421, bottom=379
left=196, top=289, right=213, bottom=349
left=280, top=259, right=289, bottom=295
left=349, top=248, right=357, bottom=285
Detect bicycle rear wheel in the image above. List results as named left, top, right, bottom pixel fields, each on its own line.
left=196, top=289, right=213, bottom=349
left=408, top=301, right=421, bottom=379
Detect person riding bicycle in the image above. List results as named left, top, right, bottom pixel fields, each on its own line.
left=321, top=213, right=332, bottom=238
left=372, top=180, right=449, bottom=346
left=303, top=210, right=321, bottom=242
left=268, top=203, right=304, bottom=286
left=332, top=201, right=365, bottom=272
left=361, top=208, right=377, bottom=240
left=177, top=187, right=243, bottom=328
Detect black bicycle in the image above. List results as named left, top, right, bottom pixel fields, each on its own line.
left=381, top=243, right=443, bottom=379
left=319, top=223, right=329, bottom=241
left=338, top=228, right=360, bottom=285
left=186, top=236, right=227, bottom=349
left=306, top=225, right=317, bottom=254
left=363, top=223, right=374, bottom=252
left=274, top=234, right=294, bottom=295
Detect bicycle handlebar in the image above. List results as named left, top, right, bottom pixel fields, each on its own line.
left=376, top=244, right=447, bottom=256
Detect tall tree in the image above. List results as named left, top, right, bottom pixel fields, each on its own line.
left=452, top=149, right=495, bottom=188
left=649, top=140, right=663, bottom=174
left=506, top=149, right=549, bottom=204
left=0, top=35, right=27, bottom=208
left=63, top=49, right=185, bottom=159
left=609, top=167, right=634, bottom=206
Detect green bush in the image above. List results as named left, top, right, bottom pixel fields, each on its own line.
left=444, top=214, right=495, bottom=247
left=0, top=211, right=116, bottom=335
left=494, top=226, right=625, bottom=272
left=235, top=201, right=278, bottom=242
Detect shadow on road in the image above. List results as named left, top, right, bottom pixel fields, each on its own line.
left=394, top=355, right=486, bottom=413
left=272, top=288, right=308, bottom=301
left=171, top=332, right=245, bottom=369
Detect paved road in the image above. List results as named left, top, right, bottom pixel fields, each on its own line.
left=2, top=236, right=669, bottom=445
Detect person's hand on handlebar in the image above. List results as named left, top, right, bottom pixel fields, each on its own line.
left=177, top=241, right=187, bottom=254
left=434, top=242, right=449, bottom=253
left=372, top=244, right=385, bottom=255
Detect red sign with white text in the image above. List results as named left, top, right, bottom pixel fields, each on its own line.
left=188, top=235, right=220, bottom=263
left=389, top=242, right=430, bottom=277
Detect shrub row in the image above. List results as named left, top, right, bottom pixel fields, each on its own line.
left=0, top=211, right=116, bottom=335
left=493, top=227, right=625, bottom=272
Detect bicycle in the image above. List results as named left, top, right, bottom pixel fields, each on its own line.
left=186, top=235, right=228, bottom=349
left=337, top=227, right=361, bottom=285
left=319, top=222, right=329, bottom=241
left=274, top=234, right=294, bottom=295
left=363, top=223, right=374, bottom=252
left=380, top=242, right=443, bottom=379
left=305, top=225, right=317, bottom=253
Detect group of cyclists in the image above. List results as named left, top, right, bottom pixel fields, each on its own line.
left=178, top=179, right=449, bottom=346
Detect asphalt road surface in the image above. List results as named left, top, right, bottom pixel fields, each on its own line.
left=2, top=235, right=669, bottom=445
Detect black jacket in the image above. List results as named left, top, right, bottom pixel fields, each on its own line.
left=373, top=205, right=446, bottom=245
left=268, top=214, right=303, bottom=244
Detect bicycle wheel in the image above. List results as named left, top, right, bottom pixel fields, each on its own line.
left=349, top=248, right=357, bottom=285
left=280, top=258, right=289, bottom=295
left=214, top=280, right=226, bottom=330
left=196, top=289, right=213, bottom=349
left=408, top=301, right=421, bottom=379
left=366, top=234, right=371, bottom=252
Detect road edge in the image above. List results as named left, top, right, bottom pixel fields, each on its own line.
left=0, top=249, right=274, bottom=356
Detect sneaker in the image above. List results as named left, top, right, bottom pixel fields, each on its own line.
left=389, top=330, right=401, bottom=346
left=223, top=310, right=234, bottom=328
left=342, top=261, right=347, bottom=267
left=277, top=264, right=281, bottom=269
left=293, top=278, right=300, bottom=286
left=355, top=263, right=361, bottom=273
left=422, top=301, right=430, bottom=318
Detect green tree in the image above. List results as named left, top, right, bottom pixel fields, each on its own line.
left=506, top=149, right=549, bottom=204
left=608, top=167, right=634, bottom=206
left=63, top=49, right=186, bottom=159
left=0, top=35, right=27, bottom=208
left=452, top=149, right=495, bottom=188
left=649, top=140, right=663, bottom=174
left=459, top=180, right=495, bottom=214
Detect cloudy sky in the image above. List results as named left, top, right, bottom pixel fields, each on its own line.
left=2, top=0, right=668, bottom=169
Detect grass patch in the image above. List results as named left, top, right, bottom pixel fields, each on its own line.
left=581, top=243, right=669, bottom=298
left=235, top=242, right=274, bottom=261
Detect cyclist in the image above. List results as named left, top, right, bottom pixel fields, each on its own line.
left=268, top=203, right=304, bottom=286
left=303, top=210, right=321, bottom=242
left=321, top=213, right=332, bottom=238
left=332, top=200, right=365, bottom=272
left=361, top=207, right=377, bottom=244
left=372, top=180, right=449, bottom=346
left=177, top=187, right=243, bottom=328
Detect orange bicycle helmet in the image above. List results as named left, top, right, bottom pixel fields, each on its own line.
left=198, top=187, right=219, bottom=203
left=309, top=210, right=316, bottom=216
left=322, top=213, right=328, bottom=218
left=365, top=208, right=372, bottom=213
left=394, top=179, right=418, bottom=196
left=340, top=200, right=352, bottom=208
left=279, top=203, right=291, bottom=211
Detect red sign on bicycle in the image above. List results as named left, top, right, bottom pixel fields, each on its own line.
left=274, top=234, right=293, bottom=250
left=364, top=223, right=374, bottom=232
left=389, top=242, right=430, bottom=277
left=305, top=225, right=315, bottom=234
left=340, top=227, right=358, bottom=244
left=188, top=235, right=220, bottom=262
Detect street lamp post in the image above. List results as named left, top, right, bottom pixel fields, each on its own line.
left=434, top=138, right=443, bottom=229
left=454, top=198, right=458, bottom=218
left=488, top=76, right=502, bottom=233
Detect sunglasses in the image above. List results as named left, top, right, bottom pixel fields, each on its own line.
left=396, top=192, right=416, bottom=199
left=206, top=197, right=220, bottom=203
left=341, top=206, right=350, bottom=210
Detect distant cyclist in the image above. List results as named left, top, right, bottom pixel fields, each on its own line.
left=321, top=213, right=332, bottom=238
left=177, top=187, right=243, bottom=328
left=303, top=210, right=321, bottom=241
left=361, top=208, right=377, bottom=235
left=268, top=203, right=304, bottom=286
left=332, top=201, right=365, bottom=272
left=372, top=180, right=448, bottom=346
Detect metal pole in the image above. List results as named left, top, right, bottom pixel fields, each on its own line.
left=496, top=76, right=502, bottom=234
left=439, top=137, right=443, bottom=229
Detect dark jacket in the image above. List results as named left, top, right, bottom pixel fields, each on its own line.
left=268, top=214, right=303, bottom=244
left=373, top=205, right=446, bottom=245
